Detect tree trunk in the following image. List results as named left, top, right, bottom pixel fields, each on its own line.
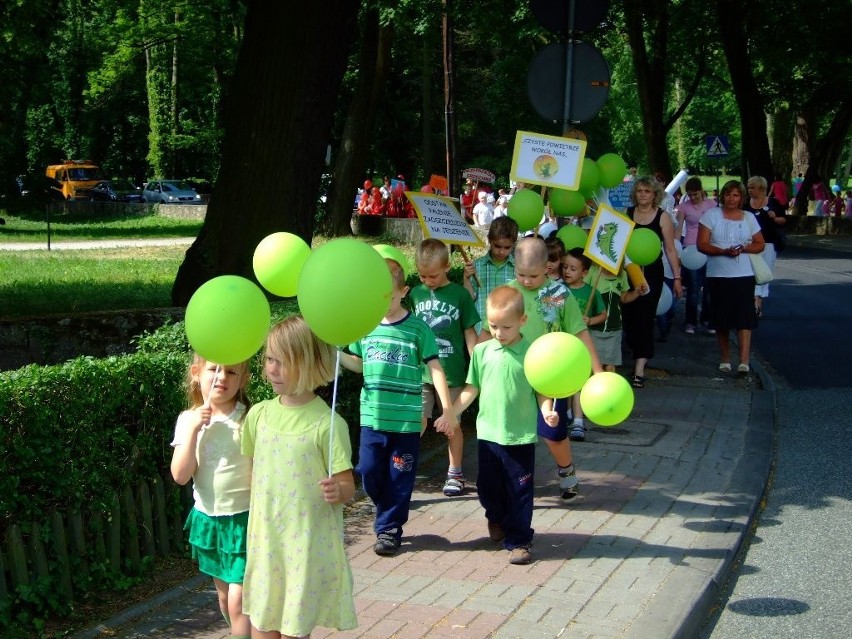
left=171, top=0, right=359, bottom=305
left=326, top=9, right=393, bottom=237
left=715, top=0, right=773, bottom=179
left=768, top=107, right=794, bottom=181
left=623, top=0, right=673, bottom=179
left=791, top=101, right=852, bottom=215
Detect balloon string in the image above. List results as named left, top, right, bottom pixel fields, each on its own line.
left=327, top=349, right=342, bottom=478
left=203, top=365, right=221, bottom=410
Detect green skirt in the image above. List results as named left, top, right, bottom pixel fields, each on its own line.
left=185, top=507, right=248, bottom=584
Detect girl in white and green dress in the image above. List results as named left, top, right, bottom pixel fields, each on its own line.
left=242, top=316, right=357, bottom=639
left=171, top=355, right=252, bottom=639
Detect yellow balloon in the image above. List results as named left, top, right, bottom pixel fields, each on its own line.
left=580, top=372, right=634, bottom=426
left=523, top=332, right=591, bottom=398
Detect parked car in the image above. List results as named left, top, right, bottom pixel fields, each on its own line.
left=90, top=179, right=145, bottom=203
left=14, top=174, right=64, bottom=202
left=142, top=180, right=203, bottom=204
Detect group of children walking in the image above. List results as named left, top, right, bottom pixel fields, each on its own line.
left=169, top=223, right=618, bottom=636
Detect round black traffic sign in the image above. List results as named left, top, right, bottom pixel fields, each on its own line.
left=527, top=41, right=610, bottom=124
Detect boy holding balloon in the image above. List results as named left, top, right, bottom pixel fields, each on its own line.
left=340, top=259, right=458, bottom=556
left=411, top=239, right=480, bottom=497
left=434, top=285, right=559, bottom=565
left=507, top=237, right=602, bottom=499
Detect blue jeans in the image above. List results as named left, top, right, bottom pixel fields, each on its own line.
left=683, top=265, right=710, bottom=326
left=476, top=440, right=536, bottom=549
left=358, top=428, right=420, bottom=539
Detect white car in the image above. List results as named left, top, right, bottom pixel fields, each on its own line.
left=143, top=180, right=203, bottom=204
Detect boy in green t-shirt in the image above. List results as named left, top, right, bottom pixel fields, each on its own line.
left=462, top=216, right=519, bottom=340
left=507, top=237, right=602, bottom=499
left=410, top=238, right=480, bottom=496
left=341, top=260, right=457, bottom=556
left=561, top=248, right=607, bottom=442
left=435, top=285, right=558, bottom=565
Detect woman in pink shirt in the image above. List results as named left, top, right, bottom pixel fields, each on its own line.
left=678, top=177, right=716, bottom=334
left=768, top=174, right=789, bottom=208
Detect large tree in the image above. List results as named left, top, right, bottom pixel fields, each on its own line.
left=172, top=0, right=359, bottom=305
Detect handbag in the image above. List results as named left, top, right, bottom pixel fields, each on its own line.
left=748, top=253, right=774, bottom=284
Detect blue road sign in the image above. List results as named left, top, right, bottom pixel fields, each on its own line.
left=706, top=135, right=729, bottom=157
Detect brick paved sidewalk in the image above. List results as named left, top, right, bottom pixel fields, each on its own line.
left=76, top=371, right=772, bottom=639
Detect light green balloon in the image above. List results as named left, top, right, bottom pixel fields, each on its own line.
left=549, top=188, right=587, bottom=216
left=580, top=372, right=634, bottom=426
left=297, top=238, right=392, bottom=346
left=523, top=332, right=591, bottom=398
left=578, top=158, right=600, bottom=197
left=185, top=275, right=271, bottom=365
left=596, top=153, right=628, bottom=189
left=373, top=243, right=412, bottom=278
left=626, top=228, right=662, bottom=265
left=556, top=224, right=589, bottom=251
left=253, top=232, right=311, bottom=297
left=508, top=189, right=544, bottom=232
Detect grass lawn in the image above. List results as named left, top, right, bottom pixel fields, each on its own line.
left=0, top=210, right=203, bottom=243
left=0, top=245, right=189, bottom=318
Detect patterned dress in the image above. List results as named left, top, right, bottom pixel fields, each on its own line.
left=241, top=396, right=357, bottom=636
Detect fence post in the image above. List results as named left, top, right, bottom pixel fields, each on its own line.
left=51, top=511, right=73, bottom=601
left=68, top=511, right=90, bottom=585
left=120, top=485, right=141, bottom=574
left=152, top=476, right=170, bottom=556
left=5, top=525, right=29, bottom=588
left=107, top=492, right=121, bottom=573
left=136, top=480, right=156, bottom=559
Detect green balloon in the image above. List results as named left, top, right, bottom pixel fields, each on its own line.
left=253, top=232, right=311, bottom=297
left=596, top=153, right=628, bottom=189
left=626, top=228, right=662, bottom=265
left=580, top=372, right=634, bottom=426
left=549, top=188, right=587, bottom=216
left=373, top=243, right=412, bottom=278
left=508, top=189, right=544, bottom=232
left=523, top=332, right=591, bottom=398
left=556, top=224, right=589, bottom=251
left=578, top=158, right=600, bottom=197
left=185, top=275, right=271, bottom=365
left=297, top=238, right=392, bottom=346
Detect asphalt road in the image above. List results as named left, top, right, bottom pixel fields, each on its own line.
left=703, top=236, right=852, bottom=638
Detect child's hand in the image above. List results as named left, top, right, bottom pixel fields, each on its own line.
left=543, top=410, right=560, bottom=427
left=635, top=283, right=650, bottom=296
left=582, top=316, right=590, bottom=325
left=190, top=406, right=212, bottom=431
left=463, top=262, right=476, bottom=280
left=319, top=477, right=342, bottom=504
left=435, top=411, right=459, bottom=438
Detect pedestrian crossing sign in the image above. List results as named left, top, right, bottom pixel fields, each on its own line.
left=706, top=135, right=729, bottom=157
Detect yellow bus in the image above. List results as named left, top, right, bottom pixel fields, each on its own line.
left=45, top=160, right=105, bottom=200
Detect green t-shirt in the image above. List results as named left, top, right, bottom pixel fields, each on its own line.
left=410, top=281, right=479, bottom=387
left=507, top=278, right=586, bottom=340
left=466, top=336, right=538, bottom=445
left=585, top=265, right=629, bottom=332
left=567, top=282, right=605, bottom=330
left=348, top=313, right=439, bottom=433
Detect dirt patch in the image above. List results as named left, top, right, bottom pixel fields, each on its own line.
left=43, top=554, right=198, bottom=638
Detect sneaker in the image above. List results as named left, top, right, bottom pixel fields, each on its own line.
left=569, top=423, right=586, bottom=442
left=557, top=465, right=579, bottom=499
left=442, top=475, right=465, bottom=497
left=487, top=520, right=505, bottom=543
left=508, top=546, right=532, bottom=565
left=373, top=530, right=401, bottom=556
left=737, top=363, right=750, bottom=376
left=718, top=362, right=732, bottom=373
left=684, top=324, right=696, bottom=335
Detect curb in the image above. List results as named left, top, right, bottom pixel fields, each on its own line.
left=663, top=357, right=776, bottom=638
left=72, top=574, right=210, bottom=639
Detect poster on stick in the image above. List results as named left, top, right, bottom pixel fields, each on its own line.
left=510, top=130, right=587, bottom=190
left=461, top=168, right=496, bottom=183
left=585, top=203, right=635, bottom=274
left=404, top=193, right=484, bottom=247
